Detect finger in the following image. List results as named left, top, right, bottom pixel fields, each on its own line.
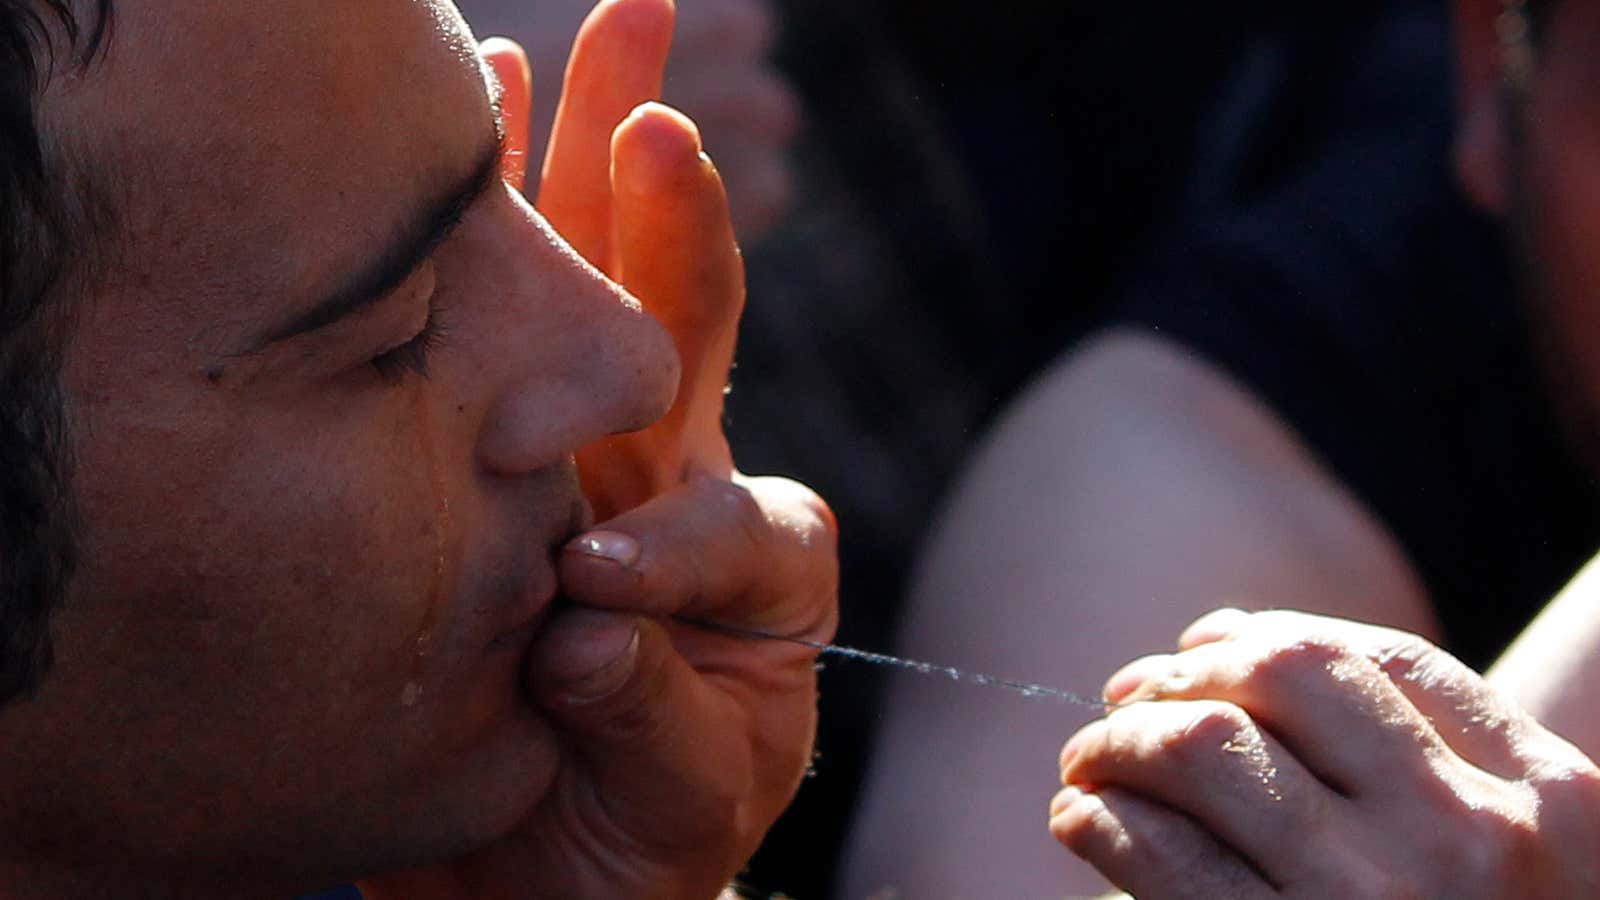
left=1103, top=638, right=1457, bottom=795
left=526, top=607, right=754, bottom=869
left=1174, top=609, right=1531, bottom=778
left=1305, top=617, right=1534, bottom=779
left=1061, top=699, right=1341, bottom=887
left=610, top=102, right=741, bottom=479
left=538, top=0, right=675, bottom=272
left=559, top=474, right=837, bottom=638
left=480, top=37, right=532, bottom=193
left=1049, top=785, right=1273, bottom=900
left=1175, top=606, right=1253, bottom=650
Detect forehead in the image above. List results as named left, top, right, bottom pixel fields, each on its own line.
left=64, top=0, right=491, bottom=336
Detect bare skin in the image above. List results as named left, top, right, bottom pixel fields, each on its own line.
left=845, top=329, right=1436, bottom=897
left=1488, top=555, right=1600, bottom=752
left=0, top=1, right=835, bottom=897
left=459, top=0, right=798, bottom=238
left=1053, top=609, right=1600, bottom=899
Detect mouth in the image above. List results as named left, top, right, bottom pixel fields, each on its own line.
left=487, top=476, right=596, bottom=650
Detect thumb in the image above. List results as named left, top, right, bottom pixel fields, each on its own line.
left=526, top=608, right=752, bottom=860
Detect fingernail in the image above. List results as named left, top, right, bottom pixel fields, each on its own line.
left=1103, top=667, right=1148, bottom=705
left=558, top=624, right=640, bottom=702
left=566, top=531, right=641, bottom=568
left=1049, top=785, right=1084, bottom=819
left=1103, top=654, right=1169, bottom=704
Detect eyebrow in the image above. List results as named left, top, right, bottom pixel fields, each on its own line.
left=250, top=138, right=503, bottom=351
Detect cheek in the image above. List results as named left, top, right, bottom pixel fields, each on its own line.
left=62, top=390, right=447, bottom=723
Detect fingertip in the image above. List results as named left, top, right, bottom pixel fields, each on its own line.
left=479, top=36, right=528, bottom=68
left=1059, top=719, right=1107, bottom=777
left=1049, top=785, right=1086, bottom=822
left=585, top=0, right=677, bottom=55
left=559, top=530, right=649, bottom=607
left=1179, top=607, right=1251, bottom=650
left=613, top=102, right=711, bottom=196
left=1103, top=653, right=1172, bottom=704
left=1048, top=785, right=1106, bottom=853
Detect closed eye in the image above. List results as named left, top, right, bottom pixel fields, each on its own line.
left=370, top=304, right=448, bottom=384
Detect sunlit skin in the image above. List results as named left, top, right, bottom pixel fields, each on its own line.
left=0, top=1, right=835, bottom=897
left=463, top=0, right=799, bottom=238
left=1042, top=0, right=1600, bottom=895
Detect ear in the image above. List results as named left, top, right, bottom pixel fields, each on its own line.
left=1452, top=0, right=1513, bottom=215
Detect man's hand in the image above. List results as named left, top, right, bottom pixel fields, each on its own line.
left=364, top=3, right=835, bottom=897
left=462, top=0, right=798, bottom=239
left=512, top=0, right=741, bottom=516
left=1052, top=609, right=1600, bottom=898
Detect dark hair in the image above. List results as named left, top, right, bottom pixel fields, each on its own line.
left=0, top=0, right=112, bottom=704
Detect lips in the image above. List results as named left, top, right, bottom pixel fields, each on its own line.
left=487, top=471, right=595, bottom=648
left=488, top=576, right=559, bottom=651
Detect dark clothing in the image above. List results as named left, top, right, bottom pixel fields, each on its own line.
left=1112, top=11, right=1600, bottom=669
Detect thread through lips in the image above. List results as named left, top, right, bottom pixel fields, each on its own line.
left=675, top=616, right=1122, bottom=709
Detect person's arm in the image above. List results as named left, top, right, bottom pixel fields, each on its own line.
left=1489, top=553, right=1600, bottom=756
left=843, top=329, right=1439, bottom=898
left=1053, top=608, right=1600, bottom=898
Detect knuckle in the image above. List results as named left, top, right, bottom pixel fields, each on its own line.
left=1242, top=637, right=1346, bottom=692
left=1534, top=755, right=1600, bottom=806
left=592, top=647, right=676, bottom=746
left=1369, top=633, right=1436, bottom=683
left=1161, top=702, right=1254, bottom=766
left=696, top=474, right=767, bottom=542
left=742, top=475, right=839, bottom=548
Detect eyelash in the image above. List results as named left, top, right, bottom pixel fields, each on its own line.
left=370, top=306, right=447, bottom=384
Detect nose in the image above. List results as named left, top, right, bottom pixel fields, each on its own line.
left=474, top=203, right=679, bottom=478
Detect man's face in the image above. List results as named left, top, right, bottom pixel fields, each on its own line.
left=3, top=0, right=677, bottom=890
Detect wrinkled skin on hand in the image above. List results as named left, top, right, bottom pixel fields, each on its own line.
left=360, top=2, right=836, bottom=897
left=1052, top=608, right=1600, bottom=899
